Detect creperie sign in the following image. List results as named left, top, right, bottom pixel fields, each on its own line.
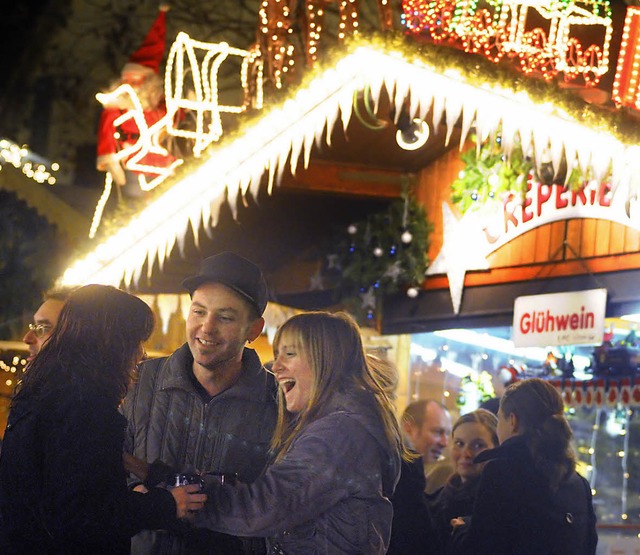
left=512, top=289, right=607, bottom=347
left=483, top=180, right=624, bottom=253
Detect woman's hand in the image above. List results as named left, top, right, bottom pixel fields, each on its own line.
left=450, top=517, right=467, bottom=528
left=170, top=484, right=207, bottom=519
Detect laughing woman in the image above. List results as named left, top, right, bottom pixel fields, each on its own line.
left=185, top=311, right=404, bottom=554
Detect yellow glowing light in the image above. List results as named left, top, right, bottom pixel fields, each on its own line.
left=63, top=43, right=640, bottom=289
left=0, top=137, right=59, bottom=185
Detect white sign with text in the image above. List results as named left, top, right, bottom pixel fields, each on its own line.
left=512, top=289, right=607, bottom=347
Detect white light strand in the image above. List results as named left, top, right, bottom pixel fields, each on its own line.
left=63, top=45, right=640, bottom=289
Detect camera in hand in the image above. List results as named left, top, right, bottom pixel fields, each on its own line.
left=173, top=473, right=205, bottom=490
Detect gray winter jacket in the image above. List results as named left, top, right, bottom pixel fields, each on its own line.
left=121, top=344, right=277, bottom=554
left=193, top=388, right=402, bottom=554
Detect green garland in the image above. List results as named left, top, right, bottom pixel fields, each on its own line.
left=451, top=135, right=586, bottom=214
left=324, top=192, right=432, bottom=323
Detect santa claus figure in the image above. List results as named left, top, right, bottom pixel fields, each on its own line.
left=96, top=5, right=176, bottom=198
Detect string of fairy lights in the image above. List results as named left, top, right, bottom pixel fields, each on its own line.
left=0, top=138, right=59, bottom=185
left=0, top=355, right=27, bottom=389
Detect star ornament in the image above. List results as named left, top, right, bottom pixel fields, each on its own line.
left=326, top=254, right=341, bottom=270
left=359, top=286, right=377, bottom=310
left=383, top=261, right=403, bottom=283
left=427, top=203, right=490, bottom=314
left=309, top=270, right=324, bottom=291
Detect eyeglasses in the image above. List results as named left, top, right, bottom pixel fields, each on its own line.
left=28, top=323, right=53, bottom=339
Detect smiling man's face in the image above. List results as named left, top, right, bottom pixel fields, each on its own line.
left=186, top=282, right=261, bottom=374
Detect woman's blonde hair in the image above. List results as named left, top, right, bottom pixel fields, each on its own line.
left=500, top=378, right=576, bottom=490
left=271, top=311, right=406, bottom=461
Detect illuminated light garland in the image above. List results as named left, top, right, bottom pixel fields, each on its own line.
left=402, top=0, right=612, bottom=87
left=89, top=173, right=113, bottom=240
left=613, top=7, right=640, bottom=110
left=0, top=138, right=59, bottom=185
left=60, top=38, right=640, bottom=289
left=259, top=0, right=392, bottom=85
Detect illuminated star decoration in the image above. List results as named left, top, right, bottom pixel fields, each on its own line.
left=309, top=269, right=324, bottom=290
left=359, top=286, right=377, bottom=310
left=326, top=254, right=341, bottom=270
left=427, top=203, right=490, bottom=314
left=383, top=261, right=403, bottom=282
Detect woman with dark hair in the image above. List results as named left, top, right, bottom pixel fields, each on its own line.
left=428, top=409, right=498, bottom=553
left=450, top=378, right=598, bottom=555
left=179, top=311, right=404, bottom=553
left=0, top=285, right=204, bottom=554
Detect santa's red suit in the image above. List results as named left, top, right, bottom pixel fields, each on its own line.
left=96, top=102, right=173, bottom=183
left=96, top=7, right=175, bottom=197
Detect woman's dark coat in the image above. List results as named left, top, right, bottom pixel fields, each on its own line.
left=387, top=455, right=441, bottom=555
left=0, top=386, right=177, bottom=554
left=428, top=473, right=481, bottom=554
left=450, top=435, right=598, bottom=555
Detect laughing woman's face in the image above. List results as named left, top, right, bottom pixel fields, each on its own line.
left=272, top=337, right=314, bottom=414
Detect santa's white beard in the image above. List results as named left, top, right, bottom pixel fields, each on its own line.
left=101, top=73, right=164, bottom=110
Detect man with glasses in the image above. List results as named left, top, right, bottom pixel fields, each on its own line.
left=23, top=287, right=75, bottom=363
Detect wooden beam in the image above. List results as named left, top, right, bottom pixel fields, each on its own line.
left=424, top=252, right=640, bottom=291
left=279, top=160, right=411, bottom=198
left=0, top=165, right=90, bottom=240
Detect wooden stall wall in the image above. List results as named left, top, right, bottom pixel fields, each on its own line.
left=415, top=146, right=640, bottom=289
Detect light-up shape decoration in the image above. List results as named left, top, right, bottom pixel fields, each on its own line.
left=164, top=33, right=263, bottom=157
left=95, top=84, right=182, bottom=192
left=613, top=7, right=640, bottom=110
left=402, top=0, right=612, bottom=86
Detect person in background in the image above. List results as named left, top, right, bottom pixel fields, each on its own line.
left=367, top=354, right=439, bottom=555
left=450, top=378, right=598, bottom=555
left=402, top=398, right=453, bottom=493
left=0, top=285, right=205, bottom=554
left=22, top=286, right=76, bottom=363
left=121, top=251, right=277, bottom=554
left=179, top=311, right=404, bottom=553
left=428, top=409, right=498, bottom=553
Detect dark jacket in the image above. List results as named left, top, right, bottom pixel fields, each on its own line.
left=388, top=455, right=440, bottom=555
left=450, top=436, right=598, bottom=555
left=121, top=345, right=277, bottom=554
left=0, top=387, right=176, bottom=555
left=193, top=388, right=402, bottom=554
left=428, top=474, right=481, bottom=554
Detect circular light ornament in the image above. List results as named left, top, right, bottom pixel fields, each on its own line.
left=396, top=119, right=430, bottom=151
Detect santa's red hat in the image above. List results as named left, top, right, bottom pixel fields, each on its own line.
left=122, top=7, right=168, bottom=78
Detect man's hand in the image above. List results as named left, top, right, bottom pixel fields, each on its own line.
left=123, top=452, right=150, bottom=482
left=170, top=484, right=207, bottom=519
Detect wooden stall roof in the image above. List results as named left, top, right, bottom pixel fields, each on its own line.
left=55, top=36, right=640, bottom=331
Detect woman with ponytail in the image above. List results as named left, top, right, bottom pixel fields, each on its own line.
left=450, top=378, right=597, bottom=555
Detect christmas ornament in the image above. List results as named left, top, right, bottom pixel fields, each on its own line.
left=323, top=191, right=431, bottom=323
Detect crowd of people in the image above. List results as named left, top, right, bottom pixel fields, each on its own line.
left=0, top=251, right=598, bottom=554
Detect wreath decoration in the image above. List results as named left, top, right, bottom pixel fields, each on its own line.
left=323, top=191, right=432, bottom=324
